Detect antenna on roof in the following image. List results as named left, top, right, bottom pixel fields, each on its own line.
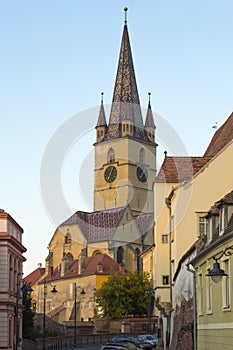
left=212, top=122, right=218, bottom=129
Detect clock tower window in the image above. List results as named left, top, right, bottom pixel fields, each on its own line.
left=108, top=148, right=115, bottom=164
left=139, top=148, right=145, bottom=163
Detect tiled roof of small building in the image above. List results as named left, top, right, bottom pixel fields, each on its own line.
left=42, top=254, right=124, bottom=282
left=156, top=156, right=210, bottom=183
left=204, top=112, right=233, bottom=158
left=24, top=267, right=45, bottom=285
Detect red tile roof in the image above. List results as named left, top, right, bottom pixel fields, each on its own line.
left=205, top=190, right=233, bottom=218
left=42, top=254, right=125, bottom=282
left=204, top=112, right=233, bottom=158
left=47, top=305, right=66, bottom=318
left=24, top=267, right=45, bottom=285
left=156, top=156, right=210, bottom=183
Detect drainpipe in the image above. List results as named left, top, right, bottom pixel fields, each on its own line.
left=187, top=263, right=197, bottom=350
left=165, top=186, right=175, bottom=349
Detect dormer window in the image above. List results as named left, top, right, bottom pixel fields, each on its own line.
left=197, top=214, right=208, bottom=237
left=219, top=206, right=227, bottom=236
left=108, top=148, right=115, bottom=163
left=206, top=218, right=212, bottom=242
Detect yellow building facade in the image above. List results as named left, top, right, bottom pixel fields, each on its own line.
left=141, top=112, right=233, bottom=348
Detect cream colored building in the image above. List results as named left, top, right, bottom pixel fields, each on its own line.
left=141, top=112, right=233, bottom=348
left=0, top=209, right=26, bottom=350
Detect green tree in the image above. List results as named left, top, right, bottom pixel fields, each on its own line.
left=95, top=272, right=153, bottom=319
left=21, top=285, right=40, bottom=340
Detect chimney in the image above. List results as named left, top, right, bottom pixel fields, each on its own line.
left=78, top=254, right=86, bottom=274
left=38, top=263, right=42, bottom=268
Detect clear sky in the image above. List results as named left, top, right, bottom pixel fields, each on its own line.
left=1, top=1, right=232, bottom=275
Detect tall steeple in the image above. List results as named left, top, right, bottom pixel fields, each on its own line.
left=107, top=7, right=144, bottom=139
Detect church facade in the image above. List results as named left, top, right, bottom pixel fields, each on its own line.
left=46, top=9, right=157, bottom=274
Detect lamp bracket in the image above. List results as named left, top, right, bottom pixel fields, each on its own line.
left=213, top=246, right=233, bottom=262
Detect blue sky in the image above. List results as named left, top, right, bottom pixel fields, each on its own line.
left=1, top=1, right=232, bottom=274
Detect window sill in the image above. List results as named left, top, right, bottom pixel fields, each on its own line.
left=222, top=306, right=231, bottom=312
left=206, top=310, right=213, bottom=315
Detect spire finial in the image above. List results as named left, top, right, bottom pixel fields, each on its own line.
left=101, top=92, right=104, bottom=104
left=124, top=7, right=128, bottom=24
left=148, top=92, right=151, bottom=103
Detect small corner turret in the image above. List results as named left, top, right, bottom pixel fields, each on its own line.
left=145, top=92, right=156, bottom=142
left=96, top=92, right=107, bottom=143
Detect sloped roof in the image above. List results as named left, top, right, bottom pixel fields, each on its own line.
left=60, top=206, right=153, bottom=244
left=96, top=97, right=107, bottom=127
left=135, top=213, right=154, bottom=236
left=41, top=254, right=124, bottom=282
left=205, top=190, right=233, bottom=218
left=156, top=156, right=210, bottom=183
left=204, top=112, right=233, bottom=158
left=24, top=267, right=45, bottom=285
left=108, top=23, right=142, bottom=127
left=60, top=207, right=125, bottom=243
left=145, top=100, right=156, bottom=129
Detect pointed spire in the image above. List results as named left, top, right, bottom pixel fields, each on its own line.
left=96, top=92, right=107, bottom=127
left=145, top=92, right=156, bottom=129
left=107, top=8, right=143, bottom=138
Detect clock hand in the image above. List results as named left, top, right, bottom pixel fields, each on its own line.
left=108, top=168, right=113, bottom=181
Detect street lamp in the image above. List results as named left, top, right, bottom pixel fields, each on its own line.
left=145, top=288, right=155, bottom=333
left=15, top=274, right=33, bottom=350
left=43, top=280, right=58, bottom=350
left=206, top=247, right=233, bottom=283
left=73, top=283, right=85, bottom=347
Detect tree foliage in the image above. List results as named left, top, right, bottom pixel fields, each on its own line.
left=95, top=272, right=154, bottom=319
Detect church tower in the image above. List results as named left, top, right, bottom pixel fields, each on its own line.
left=94, top=8, right=157, bottom=215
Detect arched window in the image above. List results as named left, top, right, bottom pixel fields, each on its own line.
left=65, top=230, right=71, bottom=244
left=93, top=250, right=102, bottom=256
left=135, top=248, right=142, bottom=272
left=66, top=252, right=73, bottom=261
left=117, top=246, right=124, bottom=264
left=139, top=148, right=145, bottom=163
left=108, top=148, right=115, bottom=164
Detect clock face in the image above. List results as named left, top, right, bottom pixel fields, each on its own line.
left=104, top=165, right=117, bottom=183
left=137, top=166, right=148, bottom=182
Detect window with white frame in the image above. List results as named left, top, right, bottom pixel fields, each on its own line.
left=198, top=273, right=204, bottom=315
left=222, top=259, right=230, bottom=309
left=219, top=208, right=224, bottom=235
left=207, top=218, right=212, bottom=242
left=197, top=215, right=208, bottom=237
left=162, top=275, right=169, bottom=285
